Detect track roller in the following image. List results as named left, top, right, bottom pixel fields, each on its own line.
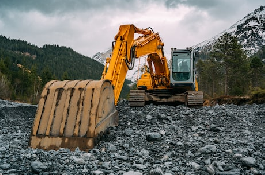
left=128, top=90, right=145, bottom=107
left=186, top=91, right=204, bottom=106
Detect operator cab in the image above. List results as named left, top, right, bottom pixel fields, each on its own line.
left=170, top=48, right=196, bottom=91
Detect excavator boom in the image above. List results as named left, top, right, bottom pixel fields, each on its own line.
left=101, top=24, right=166, bottom=104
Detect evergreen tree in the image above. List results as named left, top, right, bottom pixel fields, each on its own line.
left=41, top=67, right=54, bottom=87
left=62, top=71, right=69, bottom=80
left=210, top=33, right=249, bottom=96
left=0, top=72, right=10, bottom=99
left=250, top=56, right=264, bottom=87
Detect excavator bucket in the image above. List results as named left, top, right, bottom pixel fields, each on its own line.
left=29, top=80, right=118, bottom=151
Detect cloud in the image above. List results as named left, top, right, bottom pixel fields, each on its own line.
left=165, top=0, right=219, bottom=9
left=0, top=0, right=263, bottom=57
left=164, top=0, right=264, bottom=20
left=0, top=0, right=143, bottom=15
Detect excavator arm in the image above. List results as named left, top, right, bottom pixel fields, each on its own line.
left=101, top=24, right=169, bottom=104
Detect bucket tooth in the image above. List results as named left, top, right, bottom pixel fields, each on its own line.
left=29, top=80, right=118, bottom=151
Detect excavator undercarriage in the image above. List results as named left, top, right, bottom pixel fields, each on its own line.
left=129, top=90, right=203, bottom=107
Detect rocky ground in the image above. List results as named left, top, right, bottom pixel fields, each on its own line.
left=0, top=99, right=264, bottom=174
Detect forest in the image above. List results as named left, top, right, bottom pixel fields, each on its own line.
left=196, top=33, right=265, bottom=100
left=0, top=35, right=131, bottom=103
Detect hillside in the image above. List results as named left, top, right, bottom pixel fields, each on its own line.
left=0, top=36, right=131, bottom=102
left=0, top=35, right=104, bottom=80
left=194, top=6, right=265, bottom=57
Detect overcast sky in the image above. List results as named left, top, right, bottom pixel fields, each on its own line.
left=0, top=0, right=263, bottom=58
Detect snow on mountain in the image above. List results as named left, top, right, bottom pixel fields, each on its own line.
left=194, top=6, right=265, bottom=56
left=126, top=55, right=148, bottom=82
left=91, top=49, right=148, bottom=82
left=91, top=49, right=112, bottom=65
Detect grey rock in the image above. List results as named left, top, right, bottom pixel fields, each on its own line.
left=146, top=115, right=153, bottom=120
left=75, top=147, right=81, bottom=153
left=125, top=129, right=134, bottom=136
left=191, top=126, right=198, bottom=131
left=0, top=163, right=10, bottom=170
left=123, top=144, right=130, bottom=149
left=209, top=125, right=222, bottom=132
left=190, top=162, right=200, bottom=170
left=251, top=168, right=260, bottom=174
left=198, top=145, right=217, bottom=154
left=133, top=164, right=147, bottom=170
left=222, top=164, right=235, bottom=171
left=31, top=161, right=48, bottom=173
left=108, top=143, right=117, bottom=152
left=117, top=155, right=128, bottom=161
left=101, top=169, right=114, bottom=174
left=213, top=161, right=225, bottom=171
left=149, top=168, right=164, bottom=175
left=123, top=171, right=142, bottom=175
left=240, top=157, right=256, bottom=167
left=146, top=132, right=161, bottom=141
left=164, top=161, right=173, bottom=167
left=216, top=169, right=241, bottom=175
left=137, top=158, right=144, bottom=164
left=171, top=166, right=179, bottom=172
left=92, top=170, right=104, bottom=175
left=204, top=158, right=211, bottom=165
left=71, top=156, right=85, bottom=164
left=206, top=164, right=215, bottom=175
left=159, top=130, right=166, bottom=135
left=0, top=147, right=6, bottom=152
left=101, top=161, right=111, bottom=169
left=6, top=169, right=18, bottom=174
left=225, top=149, right=233, bottom=153
left=259, top=164, right=264, bottom=170
left=164, top=173, right=173, bottom=175
left=233, top=153, right=242, bottom=158
left=176, top=141, right=184, bottom=146
left=140, top=148, right=149, bottom=157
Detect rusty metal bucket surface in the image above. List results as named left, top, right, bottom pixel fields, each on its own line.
left=29, top=80, right=118, bottom=151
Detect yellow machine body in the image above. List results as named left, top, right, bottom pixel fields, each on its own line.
left=30, top=25, right=203, bottom=151
left=29, top=24, right=171, bottom=151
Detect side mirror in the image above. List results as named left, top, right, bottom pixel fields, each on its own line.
left=194, top=52, right=200, bottom=59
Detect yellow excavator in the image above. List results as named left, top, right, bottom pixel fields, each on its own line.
left=29, top=24, right=203, bottom=151
left=129, top=47, right=203, bottom=107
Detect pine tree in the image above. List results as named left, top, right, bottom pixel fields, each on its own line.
left=250, top=56, right=264, bottom=87
left=62, top=71, right=69, bottom=80
left=41, top=67, right=53, bottom=87
left=210, top=33, right=249, bottom=96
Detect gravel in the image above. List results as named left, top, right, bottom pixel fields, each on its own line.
left=0, top=99, right=264, bottom=174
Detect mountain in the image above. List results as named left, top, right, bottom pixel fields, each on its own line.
left=194, top=6, right=265, bottom=56
left=91, top=49, right=148, bottom=83
left=91, top=49, right=112, bottom=65
left=0, top=36, right=108, bottom=102
left=0, top=35, right=104, bottom=80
